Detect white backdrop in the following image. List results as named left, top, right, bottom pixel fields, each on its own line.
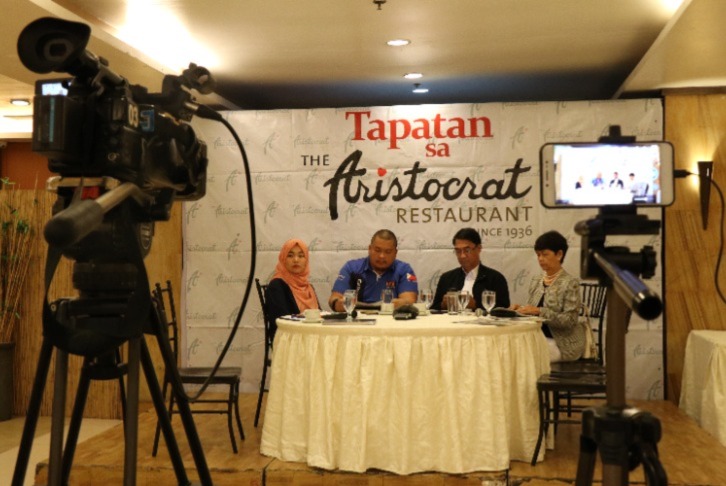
left=182, top=99, right=665, bottom=400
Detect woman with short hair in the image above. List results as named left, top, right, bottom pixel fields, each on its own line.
left=511, top=230, right=584, bottom=362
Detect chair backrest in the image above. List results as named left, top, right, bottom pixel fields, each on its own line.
left=153, top=280, right=180, bottom=361
left=580, top=282, right=608, bottom=361
left=254, top=278, right=273, bottom=350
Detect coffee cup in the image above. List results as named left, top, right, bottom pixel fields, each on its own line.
left=303, top=308, right=322, bottom=322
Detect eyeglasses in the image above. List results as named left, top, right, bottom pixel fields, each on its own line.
left=453, top=247, right=476, bottom=256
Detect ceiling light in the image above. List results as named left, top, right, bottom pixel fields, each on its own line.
left=387, top=39, right=410, bottom=47
left=10, top=98, right=31, bottom=106
left=412, top=84, right=428, bottom=94
left=404, top=73, right=423, bottom=80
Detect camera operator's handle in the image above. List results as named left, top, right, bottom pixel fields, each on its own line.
left=592, top=252, right=662, bottom=321
left=44, top=183, right=153, bottom=248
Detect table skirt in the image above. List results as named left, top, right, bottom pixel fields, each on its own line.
left=260, top=321, right=549, bottom=474
left=680, top=330, right=726, bottom=447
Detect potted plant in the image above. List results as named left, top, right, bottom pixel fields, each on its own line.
left=0, top=178, right=42, bottom=421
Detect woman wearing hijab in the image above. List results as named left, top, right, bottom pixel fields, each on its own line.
left=510, top=230, right=584, bottom=362
left=265, top=239, right=319, bottom=340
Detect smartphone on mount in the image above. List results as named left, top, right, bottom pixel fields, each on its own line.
left=540, top=141, right=675, bottom=209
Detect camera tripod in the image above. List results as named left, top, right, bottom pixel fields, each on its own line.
left=12, top=204, right=213, bottom=486
left=573, top=253, right=667, bottom=486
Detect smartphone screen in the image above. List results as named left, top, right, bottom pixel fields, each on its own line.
left=540, top=142, right=674, bottom=208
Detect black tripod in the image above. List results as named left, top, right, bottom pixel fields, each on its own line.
left=574, top=253, right=668, bottom=486
left=12, top=192, right=214, bottom=486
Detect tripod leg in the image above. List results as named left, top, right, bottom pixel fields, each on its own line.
left=116, top=347, right=128, bottom=440
left=61, top=358, right=93, bottom=485
left=139, top=337, right=192, bottom=485
left=47, top=349, right=69, bottom=486
left=123, top=338, right=141, bottom=486
left=149, top=312, right=214, bottom=486
left=12, top=338, right=54, bottom=486
left=575, top=435, right=598, bottom=486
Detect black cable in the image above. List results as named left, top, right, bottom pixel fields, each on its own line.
left=676, top=171, right=726, bottom=305
left=170, top=112, right=257, bottom=403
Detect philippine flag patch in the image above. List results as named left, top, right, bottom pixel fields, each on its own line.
left=406, top=273, right=417, bottom=282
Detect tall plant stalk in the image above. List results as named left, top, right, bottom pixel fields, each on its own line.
left=0, top=179, right=43, bottom=343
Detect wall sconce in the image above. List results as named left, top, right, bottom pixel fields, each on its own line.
left=698, top=161, right=714, bottom=230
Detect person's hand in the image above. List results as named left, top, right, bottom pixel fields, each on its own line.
left=517, top=305, right=540, bottom=316
left=509, top=304, right=521, bottom=310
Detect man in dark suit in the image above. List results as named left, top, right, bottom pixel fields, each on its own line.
left=432, top=228, right=510, bottom=311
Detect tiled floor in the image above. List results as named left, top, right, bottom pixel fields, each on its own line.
left=0, top=416, right=120, bottom=486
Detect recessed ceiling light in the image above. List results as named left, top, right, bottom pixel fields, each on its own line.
left=387, top=39, right=410, bottom=47
left=412, top=87, right=429, bottom=94
left=404, top=73, right=423, bottom=80
left=10, top=98, right=31, bottom=106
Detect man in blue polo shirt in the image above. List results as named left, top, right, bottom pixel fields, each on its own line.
left=328, top=229, right=418, bottom=311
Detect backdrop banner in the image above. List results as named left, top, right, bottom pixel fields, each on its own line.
left=183, top=99, right=665, bottom=399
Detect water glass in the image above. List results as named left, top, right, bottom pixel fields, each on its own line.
left=446, top=292, right=459, bottom=315
left=380, top=288, right=394, bottom=314
left=458, top=290, right=471, bottom=314
left=419, top=289, right=433, bottom=311
left=482, top=290, right=496, bottom=316
left=343, top=289, right=357, bottom=321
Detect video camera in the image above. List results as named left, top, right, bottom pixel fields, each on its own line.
left=18, top=17, right=210, bottom=208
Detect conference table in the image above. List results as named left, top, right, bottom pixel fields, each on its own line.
left=680, top=330, right=726, bottom=447
left=259, top=312, right=550, bottom=474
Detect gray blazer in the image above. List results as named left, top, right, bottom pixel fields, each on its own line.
left=526, top=270, right=584, bottom=361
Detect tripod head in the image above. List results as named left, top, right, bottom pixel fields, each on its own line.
left=575, top=206, right=663, bottom=321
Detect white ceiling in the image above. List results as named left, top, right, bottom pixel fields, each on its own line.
left=1, top=0, right=725, bottom=139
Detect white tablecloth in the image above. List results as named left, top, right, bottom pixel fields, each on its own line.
left=259, top=313, right=550, bottom=474
left=680, top=330, right=726, bottom=446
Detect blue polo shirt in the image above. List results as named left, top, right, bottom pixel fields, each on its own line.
left=332, top=257, right=418, bottom=303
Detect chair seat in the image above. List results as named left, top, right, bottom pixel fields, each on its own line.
left=550, top=359, right=606, bottom=375
left=179, top=367, right=242, bottom=384
left=537, top=371, right=606, bottom=392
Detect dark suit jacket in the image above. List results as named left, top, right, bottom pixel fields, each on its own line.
left=432, top=263, right=510, bottom=310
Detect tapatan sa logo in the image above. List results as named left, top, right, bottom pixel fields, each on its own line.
left=346, top=110, right=493, bottom=151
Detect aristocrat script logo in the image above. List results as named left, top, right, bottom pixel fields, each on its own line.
left=323, top=150, right=531, bottom=220
left=346, top=111, right=493, bottom=150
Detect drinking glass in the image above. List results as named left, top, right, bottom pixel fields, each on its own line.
left=419, top=289, right=433, bottom=312
left=380, top=288, right=394, bottom=314
left=482, top=290, right=496, bottom=316
left=446, top=292, right=459, bottom=315
left=343, top=289, right=357, bottom=321
left=458, top=290, right=471, bottom=314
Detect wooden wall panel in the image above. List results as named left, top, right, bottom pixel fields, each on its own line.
left=665, top=92, right=726, bottom=403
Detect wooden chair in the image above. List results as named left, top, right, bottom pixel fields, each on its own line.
left=151, top=280, right=245, bottom=455
left=530, top=372, right=607, bottom=465
left=550, top=282, right=608, bottom=374
left=530, top=282, right=608, bottom=465
left=254, top=278, right=273, bottom=427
